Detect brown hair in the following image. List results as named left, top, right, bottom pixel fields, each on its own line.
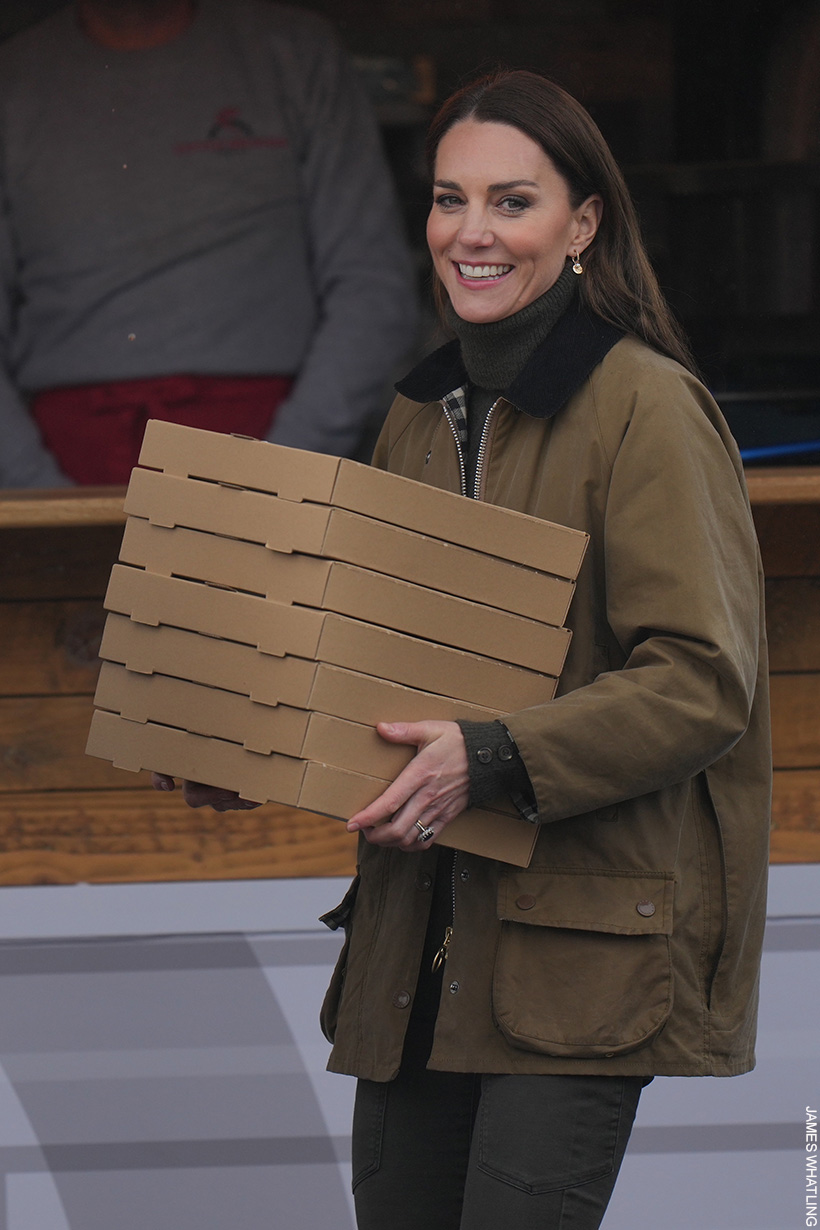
left=426, top=70, right=696, bottom=372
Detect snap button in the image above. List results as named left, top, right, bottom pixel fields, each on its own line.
left=516, top=894, right=536, bottom=910
left=476, top=747, right=493, bottom=764
left=498, top=744, right=514, bottom=761
left=449, top=981, right=460, bottom=994
left=460, top=867, right=470, bottom=883
left=392, top=990, right=411, bottom=1009
left=416, top=872, right=433, bottom=891
left=636, top=900, right=656, bottom=917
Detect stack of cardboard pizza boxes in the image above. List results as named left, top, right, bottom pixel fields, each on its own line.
left=86, top=420, right=587, bottom=866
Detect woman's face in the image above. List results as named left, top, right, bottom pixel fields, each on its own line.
left=427, top=119, right=601, bottom=324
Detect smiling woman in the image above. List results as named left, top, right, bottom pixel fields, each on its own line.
left=329, top=70, right=770, bottom=1230
left=427, top=120, right=601, bottom=323
left=154, top=68, right=771, bottom=1230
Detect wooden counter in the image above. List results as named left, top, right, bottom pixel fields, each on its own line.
left=1, top=470, right=818, bottom=884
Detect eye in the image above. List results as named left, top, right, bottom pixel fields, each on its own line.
left=498, top=195, right=530, bottom=214
left=433, top=193, right=464, bottom=210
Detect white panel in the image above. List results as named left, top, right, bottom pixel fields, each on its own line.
left=258, top=962, right=356, bottom=1229
left=764, top=863, right=820, bottom=916
left=0, top=878, right=353, bottom=940
left=6, top=1174, right=71, bottom=1230
left=0, top=1067, right=39, bottom=1147
left=605, top=1149, right=793, bottom=1230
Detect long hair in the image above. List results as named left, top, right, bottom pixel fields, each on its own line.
left=426, top=70, right=696, bottom=372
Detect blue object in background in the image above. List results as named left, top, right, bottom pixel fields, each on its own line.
left=740, top=439, right=820, bottom=461
left=716, top=390, right=820, bottom=466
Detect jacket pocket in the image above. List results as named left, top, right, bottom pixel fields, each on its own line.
left=493, top=868, right=675, bottom=1058
left=319, top=876, right=360, bottom=1044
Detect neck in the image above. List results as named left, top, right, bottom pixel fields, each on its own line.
left=76, top=0, right=196, bottom=49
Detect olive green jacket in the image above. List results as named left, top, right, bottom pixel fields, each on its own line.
left=322, top=309, right=771, bottom=1079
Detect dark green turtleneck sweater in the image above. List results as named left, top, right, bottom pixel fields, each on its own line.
left=447, top=261, right=578, bottom=809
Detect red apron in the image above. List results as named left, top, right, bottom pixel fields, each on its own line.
left=31, top=373, right=294, bottom=485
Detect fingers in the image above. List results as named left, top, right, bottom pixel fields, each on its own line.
left=151, top=721, right=460, bottom=824
left=375, top=720, right=450, bottom=747
left=346, top=766, right=419, bottom=833
left=354, top=784, right=466, bottom=852
left=151, top=772, right=259, bottom=811
left=180, top=781, right=261, bottom=812
left=346, top=720, right=469, bottom=851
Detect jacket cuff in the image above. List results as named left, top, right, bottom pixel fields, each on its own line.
left=456, top=720, right=534, bottom=809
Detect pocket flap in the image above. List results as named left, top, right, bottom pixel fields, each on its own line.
left=498, top=868, right=674, bottom=936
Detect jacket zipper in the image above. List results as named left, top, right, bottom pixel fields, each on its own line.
left=441, top=396, right=501, bottom=500
left=431, top=853, right=458, bottom=971
left=441, top=401, right=468, bottom=497
left=431, top=395, right=501, bottom=971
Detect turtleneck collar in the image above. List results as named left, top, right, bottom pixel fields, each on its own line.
left=395, top=301, right=624, bottom=421
left=445, top=260, right=578, bottom=390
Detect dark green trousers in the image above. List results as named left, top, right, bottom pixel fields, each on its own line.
left=352, top=1066, right=645, bottom=1230
left=352, top=854, right=647, bottom=1228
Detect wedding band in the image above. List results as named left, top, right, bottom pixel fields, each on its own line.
left=414, top=821, right=435, bottom=843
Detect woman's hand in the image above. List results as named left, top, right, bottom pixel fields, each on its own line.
left=346, top=720, right=469, bottom=851
left=151, top=773, right=261, bottom=812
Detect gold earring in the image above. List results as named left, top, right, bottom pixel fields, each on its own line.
left=572, top=251, right=583, bottom=275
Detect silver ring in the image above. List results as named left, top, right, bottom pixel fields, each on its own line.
left=414, top=821, right=435, bottom=844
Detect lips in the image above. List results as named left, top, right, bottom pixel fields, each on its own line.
left=456, top=263, right=513, bottom=279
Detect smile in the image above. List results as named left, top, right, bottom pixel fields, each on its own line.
left=456, top=263, right=513, bottom=280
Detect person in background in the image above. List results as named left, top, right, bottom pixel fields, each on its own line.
left=0, top=0, right=417, bottom=487
left=155, top=69, right=771, bottom=1230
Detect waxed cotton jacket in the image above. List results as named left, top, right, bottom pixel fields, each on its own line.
left=322, top=307, right=771, bottom=1080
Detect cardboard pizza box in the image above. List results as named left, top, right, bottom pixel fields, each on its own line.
left=103, top=563, right=569, bottom=676
left=122, top=474, right=576, bottom=624
left=86, top=708, right=306, bottom=806
left=297, top=763, right=538, bottom=867
left=137, top=419, right=588, bottom=579
left=103, top=568, right=559, bottom=710
left=86, top=710, right=538, bottom=866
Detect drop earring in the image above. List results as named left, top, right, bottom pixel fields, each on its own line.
left=572, top=251, right=583, bottom=275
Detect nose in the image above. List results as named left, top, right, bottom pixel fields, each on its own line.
left=457, top=205, right=494, bottom=249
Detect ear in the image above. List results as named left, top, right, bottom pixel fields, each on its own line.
left=569, top=194, right=603, bottom=255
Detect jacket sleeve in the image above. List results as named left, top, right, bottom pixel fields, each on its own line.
left=261, top=14, right=418, bottom=458
left=0, top=172, right=69, bottom=488
left=504, top=367, right=764, bottom=823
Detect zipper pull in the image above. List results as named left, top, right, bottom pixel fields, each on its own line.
left=431, top=926, right=453, bottom=972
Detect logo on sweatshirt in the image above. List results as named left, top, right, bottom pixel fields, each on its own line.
left=174, top=107, right=287, bottom=155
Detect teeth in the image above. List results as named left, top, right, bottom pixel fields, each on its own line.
left=458, top=263, right=512, bottom=279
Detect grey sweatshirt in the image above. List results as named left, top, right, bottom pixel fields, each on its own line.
left=0, top=0, right=417, bottom=486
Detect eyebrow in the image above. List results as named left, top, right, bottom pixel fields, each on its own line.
left=434, top=179, right=540, bottom=192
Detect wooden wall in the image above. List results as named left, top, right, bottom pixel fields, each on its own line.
left=1, top=473, right=818, bottom=885
left=0, top=492, right=356, bottom=885
left=747, top=469, right=820, bottom=862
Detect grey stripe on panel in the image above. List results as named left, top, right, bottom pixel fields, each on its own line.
left=0, top=918, right=808, bottom=976
left=630, top=1122, right=796, bottom=1153
left=1, top=1045, right=308, bottom=1081
left=0, top=1135, right=352, bottom=1173
left=0, top=933, right=342, bottom=976
left=0, top=1126, right=795, bottom=1170
left=245, top=936, right=344, bottom=967
left=761, top=920, right=820, bottom=952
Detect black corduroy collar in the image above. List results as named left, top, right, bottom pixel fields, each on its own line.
left=395, top=306, right=624, bottom=421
